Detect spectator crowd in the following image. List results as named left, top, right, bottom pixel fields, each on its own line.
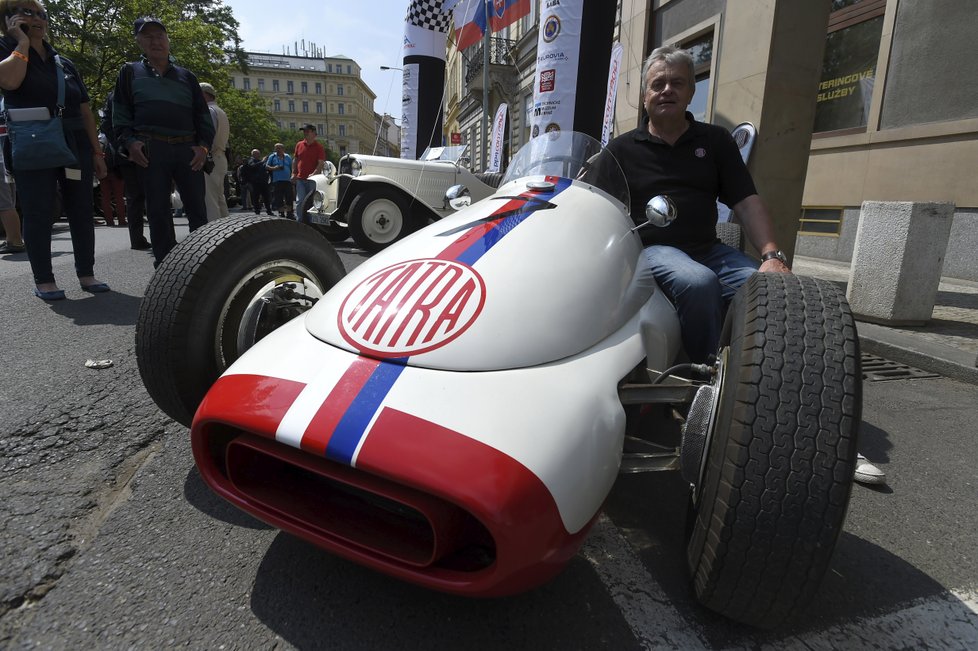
left=0, top=8, right=328, bottom=299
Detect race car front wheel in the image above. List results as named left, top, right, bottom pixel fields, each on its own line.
left=686, top=272, right=861, bottom=628
left=136, top=215, right=346, bottom=427
left=348, top=187, right=416, bottom=252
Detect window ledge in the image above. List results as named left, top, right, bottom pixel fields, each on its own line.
left=812, top=117, right=978, bottom=151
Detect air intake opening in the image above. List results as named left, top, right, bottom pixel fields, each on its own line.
left=222, top=434, right=495, bottom=571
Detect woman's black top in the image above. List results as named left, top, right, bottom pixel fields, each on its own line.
left=0, top=36, right=90, bottom=118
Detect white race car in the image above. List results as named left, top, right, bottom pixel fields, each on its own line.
left=136, top=131, right=861, bottom=629
left=302, top=144, right=498, bottom=251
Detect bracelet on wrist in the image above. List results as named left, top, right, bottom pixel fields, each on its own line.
left=10, top=50, right=29, bottom=62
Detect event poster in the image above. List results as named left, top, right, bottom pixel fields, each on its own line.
left=530, top=0, right=583, bottom=138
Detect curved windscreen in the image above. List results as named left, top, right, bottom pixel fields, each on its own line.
left=501, top=131, right=630, bottom=207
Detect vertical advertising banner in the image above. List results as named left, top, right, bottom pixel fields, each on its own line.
left=601, top=41, right=624, bottom=146
left=402, top=1, right=451, bottom=159
left=530, top=0, right=583, bottom=139
left=487, top=102, right=508, bottom=172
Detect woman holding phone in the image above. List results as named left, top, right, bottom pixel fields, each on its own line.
left=0, top=0, right=108, bottom=300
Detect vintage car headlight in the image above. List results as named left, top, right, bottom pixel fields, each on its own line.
left=312, top=190, right=325, bottom=211
left=323, top=161, right=336, bottom=182
left=350, top=158, right=363, bottom=177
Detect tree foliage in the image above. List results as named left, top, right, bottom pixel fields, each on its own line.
left=43, top=0, right=276, bottom=158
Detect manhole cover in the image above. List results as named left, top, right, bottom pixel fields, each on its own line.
left=861, top=354, right=939, bottom=382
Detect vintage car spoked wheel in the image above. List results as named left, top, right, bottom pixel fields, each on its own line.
left=685, top=273, right=861, bottom=629
left=348, top=188, right=415, bottom=252
left=136, top=215, right=346, bottom=427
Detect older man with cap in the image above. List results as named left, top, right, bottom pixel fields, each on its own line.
left=292, top=123, right=325, bottom=225
left=111, top=16, right=215, bottom=266
left=200, top=82, right=230, bottom=220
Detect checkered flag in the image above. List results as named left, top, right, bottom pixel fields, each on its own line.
left=407, top=0, right=452, bottom=33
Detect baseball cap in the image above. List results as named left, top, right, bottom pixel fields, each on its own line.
left=133, top=16, right=166, bottom=36
left=300, top=123, right=317, bottom=133
left=199, top=82, right=216, bottom=98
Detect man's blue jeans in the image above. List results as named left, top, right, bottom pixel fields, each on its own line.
left=294, top=178, right=316, bottom=224
left=638, top=242, right=759, bottom=363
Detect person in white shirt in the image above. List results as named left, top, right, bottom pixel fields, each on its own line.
left=199, top=82, right=229, bottom=220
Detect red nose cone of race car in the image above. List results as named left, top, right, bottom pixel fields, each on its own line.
left=192, top=371, right=596, bottom=596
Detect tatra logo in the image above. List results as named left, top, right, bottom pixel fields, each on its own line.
left=545, top=0, right=561, bottom=6
left=338, top=259, right=486, bottom=357
left=695, top=147, right=706, bottom=158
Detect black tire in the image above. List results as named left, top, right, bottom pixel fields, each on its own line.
left=348, top=187, right=414, bottom=252
left=716, top=221, right=744, bottom=251
left=686, top=273, right=861, bottom=628
left=136, top=214, right=346, bottom=427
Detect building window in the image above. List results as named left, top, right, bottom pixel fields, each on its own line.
left=301, top=81, right=308, bottom=94
left=339, top=124, right=346, bottom=136
left=242, top=78, right=250, bottom=90
left=799, top=207, right=843, bottom=235
left=338, top=104, right=345, bottom=115
left=273, top=79, right=280, bottom=92
left=229, top=77, right=236, bottom=88
left=316, top=82, right=322, bottom=94
left=289, top=122, right=296, bottom=130
left=318, top=123, right=325, bottom=136
left=273, top=99, right=281, bottom=111
left=340, top=146, right=347, bottom=157
left=288, top=100, right=295, bottom=112
left=347, top=65, right=352, bottom=74
left=258, top=78, right=265, bottom=91
left=287, top=80, right=294, bottom=94
left=338, top=85, right=344, bottom=96
left=814, top=0, right=887, bottom=133
left=302, top=101, right=309, bottom=113
left=316, top=102, right=323, bottom=113
left=683, top=32, right=713, bottom=123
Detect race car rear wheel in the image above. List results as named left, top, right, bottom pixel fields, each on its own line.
left=348, top=187, right=415, bottom=252
left=686, top=272, right=861, bottom=628
left=136, top=214, right=346, bottom=427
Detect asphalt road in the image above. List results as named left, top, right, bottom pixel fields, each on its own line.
left=1, top=216, right=976, bottom=649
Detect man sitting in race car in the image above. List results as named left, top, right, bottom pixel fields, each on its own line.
left=605, top=45, right=791, bottom=366
left=605, top=46, right=885, bottom=486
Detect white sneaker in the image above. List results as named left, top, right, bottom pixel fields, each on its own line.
left=854, top=454, right=886, bottom=485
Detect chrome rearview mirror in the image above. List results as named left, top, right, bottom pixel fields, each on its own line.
left=445, top=184, right=472, bottom=210
left=642, top=195, right=677, bottom=229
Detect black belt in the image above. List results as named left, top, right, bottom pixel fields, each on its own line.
left=137, top=132, right=195, bottom=144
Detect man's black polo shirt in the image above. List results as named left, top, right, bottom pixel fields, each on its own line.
left=605, top=113, right=756, bottom=251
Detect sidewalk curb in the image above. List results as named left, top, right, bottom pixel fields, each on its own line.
left=858, top=321, right=978, bottom=386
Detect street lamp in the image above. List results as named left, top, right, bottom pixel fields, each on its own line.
left=380, top=66, right=402, bottom=71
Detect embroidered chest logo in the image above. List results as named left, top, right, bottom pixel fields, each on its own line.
left=695, top=147, right=707, bottom=158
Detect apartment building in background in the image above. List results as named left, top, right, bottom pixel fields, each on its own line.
left=230, top=51, right=382, bottom=159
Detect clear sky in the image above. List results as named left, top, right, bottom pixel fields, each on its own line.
left=225, top=0, right=411, bottom=122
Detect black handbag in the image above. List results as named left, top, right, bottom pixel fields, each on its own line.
left=6, top=55, right=78, bottom=171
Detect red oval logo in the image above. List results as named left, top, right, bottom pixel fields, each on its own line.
left=338, top=259, right=486, bottom=358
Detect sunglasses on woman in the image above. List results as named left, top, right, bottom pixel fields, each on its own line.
left=11, top=6, right=47, bottom=20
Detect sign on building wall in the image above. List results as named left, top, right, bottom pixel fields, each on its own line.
left=530, top=0, right=583, bottom=138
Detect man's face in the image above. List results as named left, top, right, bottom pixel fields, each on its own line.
left=303, top=129, right=316, bottom=141
left=251, top=149, right=261, bottom=159
left=643, top=61, right=694, bottom=121
left=275, top=145, right=285, bottom=155
left=135, top=24, right=169, bottom=60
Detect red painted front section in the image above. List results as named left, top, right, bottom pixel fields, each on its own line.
left=191, top=373, right=595, bottom=596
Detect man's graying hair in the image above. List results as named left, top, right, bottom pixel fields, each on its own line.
left=641, top=46, right=696, bottom=96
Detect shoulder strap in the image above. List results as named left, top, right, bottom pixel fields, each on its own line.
left=53, top=55, right=65, bottom=111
